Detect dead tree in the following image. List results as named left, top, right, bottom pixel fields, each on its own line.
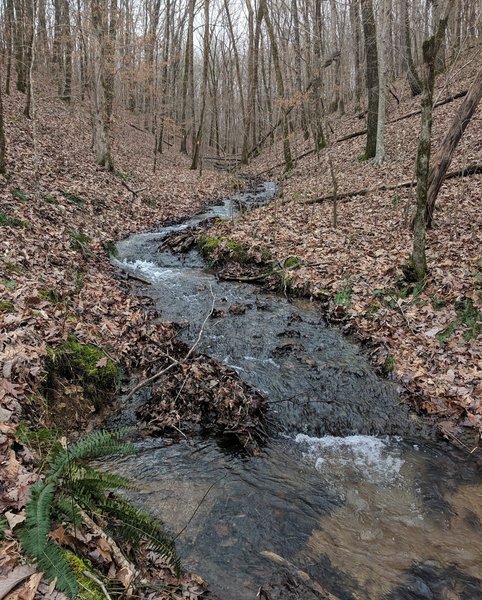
left=426, top=65, right=482, bottom=227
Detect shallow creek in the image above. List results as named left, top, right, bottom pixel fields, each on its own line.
left=108, top=182, right=481, bottom=599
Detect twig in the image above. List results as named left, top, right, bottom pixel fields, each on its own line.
left=174, top=474, right=226, bottom=541
left=121, top=179, right=147, bottom=197
left=124, top=287, right=216, bottom=402
left=82, top=570, right=113, bottom=600
left=78, top=509, right=138, bottom=587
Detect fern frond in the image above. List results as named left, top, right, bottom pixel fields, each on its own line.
left=36, top=540, right=79, bottom=597
left=54, top=494, right=83, bottom=528
left=101, top=496, right=181, bottom=576
left=19, top=481, right=55, bottom=556
left=71, top=464, right=135, bottom=491
left=19, top=482, right=79, bottom=597
left=47, top=430, right=136, bottom=482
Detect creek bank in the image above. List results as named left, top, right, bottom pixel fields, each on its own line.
left=105, top=180, right=482, bottom=600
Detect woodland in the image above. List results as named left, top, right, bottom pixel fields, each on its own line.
left=0, top=0, right=481, bottom=598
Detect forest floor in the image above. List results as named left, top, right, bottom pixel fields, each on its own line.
left=206, top=53, right=482, bottom=448
left=0, top=76, right=241, bottom=599
left=1, top=53, right=481, bottom=598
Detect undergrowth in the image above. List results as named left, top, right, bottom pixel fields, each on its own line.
left=16, top=429, right=180, bottom=597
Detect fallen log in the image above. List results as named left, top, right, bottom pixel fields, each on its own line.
left=305, top=163, right=482, bottom=205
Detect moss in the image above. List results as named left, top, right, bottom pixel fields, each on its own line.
left=457, top=298, right=482, bottom=341
left=103, top=240, right=119, bottom=258
left=12, top=188, right=30, bottom=202
left=382, top=354, right=395, bottom=375
left=261, top=247, right=273, bottom=262
left=197, top=234, right=222, bottom=256
left=60, top=190, right=85, bottom=207
left=1, top=279, right=17, bottom=291
left=436, top=321, right=458, bottom=346
left=64, top=552, right=106, bottom=600
left=48, top=338, right=120, bottom=409
left=366, top=302, right=381, bottom=317
left=224, top=239, right=248, bottom=263
left=0, top=211, right=28, bottom=228
left=70, top=231, right=92, bottom=255
left=38, top=288, right=61, bottom=303
left=0, top=300, right=14, bottom=312
left=283, top=256, right=301, bottom=270
left=334, top=287, right=352, bottom=310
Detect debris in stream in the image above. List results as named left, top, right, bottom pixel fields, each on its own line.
left=137, top=355, right=267, bottom=454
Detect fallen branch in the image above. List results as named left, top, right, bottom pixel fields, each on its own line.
left=79, top=509, right=138, bottom=588
left=305, top=163, right=482, bottom=205
left=124, top=288, right=216, bottom=402
left=120, top=179, right=147, bottom=198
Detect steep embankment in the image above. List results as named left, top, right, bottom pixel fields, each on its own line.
left=0, top=79, right=235, bottom=597
left=207, top=57, right=482, bottom=444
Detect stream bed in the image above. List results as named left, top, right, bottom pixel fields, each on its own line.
left=108, top=182, right=481, bottom=599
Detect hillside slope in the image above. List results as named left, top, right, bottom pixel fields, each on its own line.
left=208, top=56, right=482, bottom=444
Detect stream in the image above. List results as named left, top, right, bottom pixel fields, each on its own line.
left=108, top=182, right=481, bottom=599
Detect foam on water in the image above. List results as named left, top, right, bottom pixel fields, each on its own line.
left=117, top=259, right=177, bottom=282
left=295, top=434, right=404, bottom=484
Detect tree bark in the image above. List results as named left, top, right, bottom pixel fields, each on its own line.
left=401, top=0, right=421, bottom=96
left=190, top=0, right=210, bottom=170
left=360, top=0, right=379, bottom=159
left=375, top=0, right=388, bottom=163
left=426, top=65, right=482, bottom=226
left=412, top=4, right=451, bottom=281
left=260, top=0, right=292, bottom=170
left=0, top=75, right=6, bottom=174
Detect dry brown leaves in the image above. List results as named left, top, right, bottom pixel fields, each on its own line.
left=1, top=75, right=232, bottom=597
left=208, top=62, right=482, bottom=443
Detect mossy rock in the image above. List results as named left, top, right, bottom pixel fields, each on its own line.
left=283, top=256, right=301, bottom=270
left=64, top=552, right=107, bottom=600
left=47, top=338, right=120, bottom=409
left=197, top=235, right=249, bottom=264
left=197, top=234, right=222, bottom=256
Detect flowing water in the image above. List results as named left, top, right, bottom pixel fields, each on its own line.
left=108, top=182, right=482, bottom=599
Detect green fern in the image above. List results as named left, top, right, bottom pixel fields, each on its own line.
left=18, top=482, right=79, bottom=596
left=101, top=496, right=181, bottom=576
left=19, top=482, right=55, bottom=555
left=54, top=494, right=83, bottom=528
left=18, top=429, right=181, bottom=597
left=47, top=430, right=136, bottom=482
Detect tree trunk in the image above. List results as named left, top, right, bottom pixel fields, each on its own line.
left=14, top=0, right=26, bottom=93
left=412, top=5, right=451, bottom=281
left=0, top=75, right=6, bottom=174
left=360, top=0, right=379, bottom=159
left=5, top=0, right=14, bottom=95
left=426, top=65, right=482, bottom=226
left=375, top=0, right=388, bottom=163
left=23, top=0, right=35, bottom=118
left=61, top=0, right=72, bottom=102
left=260, top=0, right=292, bottom=171
left=180, top=0, right=195, bottom=154
left=91, top=0, right=114, bottom=170
left=190, top=0, right=210, bottom=171
left=291, top=0, right=309, bottom=139
left=401, top=0, right=422, bottom=96
left=350, top=0, right=363, bottom=113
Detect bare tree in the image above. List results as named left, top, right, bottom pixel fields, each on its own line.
left=0, top=75, right=6, bottom=174
left=412, top=0, right=453, bottom=281
left=360, top=0, right=379, bottom=159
